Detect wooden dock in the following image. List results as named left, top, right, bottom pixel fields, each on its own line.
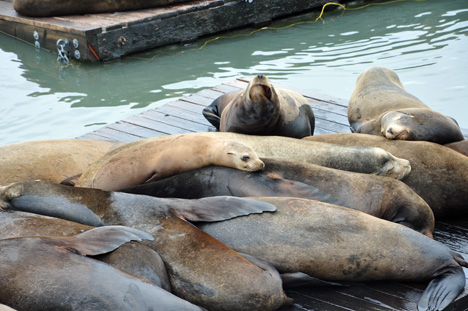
left=0, top=0, right=345, bottom=62
left=78, top=77, right=468, bottom=311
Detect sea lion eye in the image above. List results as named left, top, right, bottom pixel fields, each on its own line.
left=241, top=155, right=250, bottom=162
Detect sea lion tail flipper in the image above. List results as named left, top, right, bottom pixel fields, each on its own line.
left=280, top=272, right=345, bottom=289
left=173, top=196, right=276, bottom=222
left=417, top=268, right=465, bottom=311
left=450, top=250, right=468, bottom=268
left=67, top=225, right=154, bottom=256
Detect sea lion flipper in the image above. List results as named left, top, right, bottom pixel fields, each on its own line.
left=280, top=272, right=344, bottom=289
left=202, top=102, right=221, bottom=129
left=173, top=196, right=276, bottom=222
left=417, top=268, right=465, bottom=311
left=67, top=225, right=154, bottom=256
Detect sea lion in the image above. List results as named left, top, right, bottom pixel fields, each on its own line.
left=0, top=181, right=290, bottom=311
left=0, top=210, right=171, bottom=291
left=0, top=139, right=125, bottom=185
left=75, top=134, right=265, bottom=191
left=348, top=66, right=464, bottom=144
left=0, top=225, right=206, bottom=311
left=13, top=0, right=192, bottom=17
left=122, top=157, right=434, bottom=237
left=203, top=75, right=315, bottom=138
left=196, top=197, right=468, bottom=311
left=149, top=132, right=411, bottom=179
left=445, top=140, right=468, bottom=157
left=304, top=133, right=468, bottom=218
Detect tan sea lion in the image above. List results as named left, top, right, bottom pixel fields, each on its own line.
left=13, top=0, right=192, bottom=17
left=203, top=75, right=315, bottom=138
left=0, top=210, right=171, bottom=291
left=445, top=140, right=468, bottom=157
left=304, top=133, right=468, bottom=218
left=0, top=139, right=125, bottom=185
left=0, top=226, right=206, bottom=311
left=197, top=197, right=468, bottom=311
left=0, top=181, right=290, bottom=311
left=348, top=66, right=464, bottom=144
left=123, top=157, right=434, bottom=237
left=75, top=134, right=265, bottom=191
left=163, top=132, right=411, bottom=179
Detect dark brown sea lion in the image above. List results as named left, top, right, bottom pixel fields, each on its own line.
left=122, top=157, right=434, bottom=237
left=304, top=133, right=468, bottom=218
left=203, top=75, right=315, bottom=138
left=348, top=66, right=463, bottom=144
left=445, top=140, right=468, bottom=157
left=0, top=210, right=171, bottom=291
left=196, top=197, right=468, bottom=311
left=0, top=226, right=206, bottom=311
left=0, top=139, right=125, bottom=185
left=75, top=134, right=265, bottom=191
left=13, top=0, right=191, bottom=17
left=0, top=181, right=290, bottom=311
left=182, top=132, right=412, bottom=179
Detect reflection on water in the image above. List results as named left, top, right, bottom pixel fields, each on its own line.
left=0, top=0, right=467, bottom=145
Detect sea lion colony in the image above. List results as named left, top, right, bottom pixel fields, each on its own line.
left=0, top=68, right=467, bottom=311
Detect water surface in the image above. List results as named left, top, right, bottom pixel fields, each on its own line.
left=1, top=0, right=467, bottom=145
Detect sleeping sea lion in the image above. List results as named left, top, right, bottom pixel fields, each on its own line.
left=203, top=75, right=315, bottom=138
left=0, top=181, right=290, bottom=311
left=13, top=0, right=192, bottom=17
left=348, top=66, right=463, bottom=144
left=75, top=134, right=264, bottom=191
left=0, top=139, right=125, bottom=185
left=304, top=133, right=468, bottom=218
left=151, top=132, right=411, bottom=180
left=0, top=210, right=171, bottom=291
left=0, top=226, right=205, bottom=311
left=196, top=197, right=468, bottom=311
left=122, top=157, right=434, bottom=237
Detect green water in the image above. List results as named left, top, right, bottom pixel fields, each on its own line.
left=1, top=0, right=467, bottom=145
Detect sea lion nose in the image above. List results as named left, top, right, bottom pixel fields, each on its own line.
left=257, top=74, right=264, bottom=79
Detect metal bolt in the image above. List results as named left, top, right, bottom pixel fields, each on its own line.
left=73, top=39, right=79, bottom=49
left=74, top=50, right=81, bottom=59
left=104, top=49, right=108, bottom=54
left=117, top=36, right=126, bottom=47
left=103, top=38, right=107, bottom=43
left=33, top=31, right=39, bottom=40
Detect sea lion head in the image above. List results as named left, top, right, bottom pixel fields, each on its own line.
left=381, top=110, right=412, bottom=140
left=223, top=141, right=265, bottom=172
left=243, top=75, right=280, bottom=119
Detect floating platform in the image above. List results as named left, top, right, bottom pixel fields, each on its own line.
left=0, top=0, right=346, bottom=62
left=79, top=77, right=468, bottom=311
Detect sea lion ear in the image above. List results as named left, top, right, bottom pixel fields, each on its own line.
left=66, top=226, right=154, bottom=256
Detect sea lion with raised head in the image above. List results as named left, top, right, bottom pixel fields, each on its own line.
left=123, top=157, right=434, bottom=237
left=0, top=181, right=290, bottom=311
left=0, top=210, right=171, bottom=291
left=13, top=0, right=192, bottom=17
left=0, top=225, right=206, bottom=311
left=305, top=133, right=468, bottom=218
left=203, top=75, right=315, bottom=138
left=0, top=139, right=125, bottom=185
left=196, top=197, right=468, bottom=311
left=348, top=66, right=463, bottom=144
left=75, top=134, right=265, bottom=191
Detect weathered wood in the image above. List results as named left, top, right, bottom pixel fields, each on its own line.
left=0, top=0, right=349, bottom=62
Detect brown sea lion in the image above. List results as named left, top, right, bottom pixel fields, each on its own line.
left=304, top=133, right=468, bottom=218
left=13, top=0, right=191, bottom=17
left=445, top=140, right=468, bottom=157
left=122, top=157, right=434, bottom=237
left=0, top=181, right=290, bottom=311
left=0, top=226, right=206, bottom=311
left=0, top=210, right=171, bottom=291
left=196, top=197, right=468, bottom=311
left=348, top=66, right=463, bottom=144
left=203, top=75, right=315, bottom=138
left=0, top=139, right=125, bottom=185
left=75, top=134, right=265, bottom=191
left=171, top=132, right=411, bottom=179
